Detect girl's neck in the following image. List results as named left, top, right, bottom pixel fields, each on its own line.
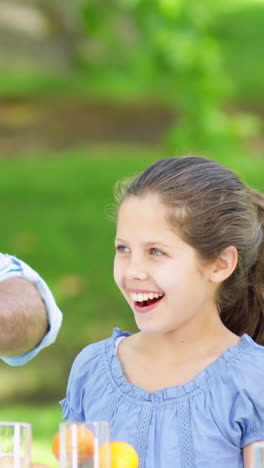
left=134, top=317, right=240, bottom=365
left=117, top=318, right=241, bottom=393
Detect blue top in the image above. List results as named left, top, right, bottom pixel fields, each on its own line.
left=61, top=328, right=264, bottom=468
left=0, top=254, right=62, bottom=366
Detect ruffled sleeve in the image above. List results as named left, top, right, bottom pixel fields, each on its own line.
left=60, top=339, right=108, bottom=422
left=228, top=340, right=264, bottom=447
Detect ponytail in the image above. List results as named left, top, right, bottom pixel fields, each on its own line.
left=247, top=188, right=264, bottom=344
left=220, top=187, right=264, bottom=344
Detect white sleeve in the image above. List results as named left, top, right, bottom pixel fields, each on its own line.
left=0, top=254, right=62, bottom=366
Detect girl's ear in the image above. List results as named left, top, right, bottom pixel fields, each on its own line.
left=209, top=246, right=238, bottom=284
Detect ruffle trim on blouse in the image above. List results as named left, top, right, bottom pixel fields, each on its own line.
left=60, top=397, right=83, bottom=421
left=103, top=328, right=254, bottom=405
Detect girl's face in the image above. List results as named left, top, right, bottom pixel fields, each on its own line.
left=113, top=193, right=218, bottom=335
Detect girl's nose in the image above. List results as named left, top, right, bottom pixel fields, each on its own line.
left=126, top=258, right=148, bottom=281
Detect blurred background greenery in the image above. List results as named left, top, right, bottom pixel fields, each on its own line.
left=0, top=0, right=263, bottom=465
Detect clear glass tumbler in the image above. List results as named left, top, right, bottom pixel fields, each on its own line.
left=59, top=422, right=110, bottom=468
left=0, top=422, right=31, bottom=468
left=253, top=442, right=264, bottom=468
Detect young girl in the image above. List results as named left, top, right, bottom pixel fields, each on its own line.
left=61, top=156, right=264, bottom=468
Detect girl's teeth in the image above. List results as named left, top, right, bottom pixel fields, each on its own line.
left=131, top=292, right=164, bottom=302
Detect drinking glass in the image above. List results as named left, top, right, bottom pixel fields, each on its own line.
left=0, top=422, right=31, bottom=468
left=59, top=422, right=110, bottom=468
left=253, top=442, right=264, bottom=468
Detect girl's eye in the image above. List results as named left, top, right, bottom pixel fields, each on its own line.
left=115, top=245, right=129, bottom=253
left=150, top=248, right=164, bottom=256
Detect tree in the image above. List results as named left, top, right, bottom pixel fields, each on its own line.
left=80, top=0, right=259, bottom=153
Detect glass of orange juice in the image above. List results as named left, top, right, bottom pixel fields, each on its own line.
left=58, top=422, right=110, bottom=468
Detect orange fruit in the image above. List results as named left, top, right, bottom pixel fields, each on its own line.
left=52, top=426, right=95, bottom=463
left=99, top=441, right=139, bottom=468
left=52, top=432, right=60, bottom=459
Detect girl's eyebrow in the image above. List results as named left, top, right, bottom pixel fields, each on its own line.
left=115, top=237, right=126, bottom=243
left=115, top=238, right=171, bottom=248
left=143, top=241, right=170, bottom=248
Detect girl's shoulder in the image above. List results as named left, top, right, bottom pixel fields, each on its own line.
left=226, top=333, right=264, bottom=376
left=69, top=328, right=130, bottom=376
left=213, top=333, right=264, bottom=410
left=216, top=334, right=264, bottom=447
left=60, top=329, right=128, bottom=421
left=215, top=333, right=264, bottom=394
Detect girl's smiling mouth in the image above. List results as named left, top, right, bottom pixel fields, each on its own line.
left=129, top=291, right=165, bottom=314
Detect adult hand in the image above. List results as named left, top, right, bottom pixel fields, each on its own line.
left=0, top=278, right=48, bottom=356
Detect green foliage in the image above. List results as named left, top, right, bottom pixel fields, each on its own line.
left=0, top=3, right=264, bottom=113
left=79, top=0, right=262, bottom=154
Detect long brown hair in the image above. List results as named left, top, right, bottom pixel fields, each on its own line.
left=115, top=156, right=264, bottom=344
